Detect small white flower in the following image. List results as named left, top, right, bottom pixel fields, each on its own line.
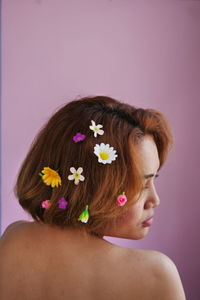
left=89, top=120, right=104, bottom=137
left=94, top=143, right=118, bottom=164
left=68, top=167, right=85, bottom=185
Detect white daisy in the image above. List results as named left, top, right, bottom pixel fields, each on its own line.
left=89, top=120, right=104, bottom=137
left=94, top=143, right=118, bottom=164
left=68, top=167, right=85, bottom=185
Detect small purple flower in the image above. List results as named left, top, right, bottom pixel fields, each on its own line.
left=58, top=197, right=68, bottom=209
left=73, top=132, right=86, bottom=143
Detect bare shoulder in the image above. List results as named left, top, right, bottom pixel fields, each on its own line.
left=1, top=220, right=29, bottom=235
left=0, top=220, right=31, bottom=246
left=127, top=249, right=186, bottom=300
left=101, top=247, right=186, bottom=300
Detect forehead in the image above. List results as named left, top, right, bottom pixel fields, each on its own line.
left=134, top=135, right=160, bottom=174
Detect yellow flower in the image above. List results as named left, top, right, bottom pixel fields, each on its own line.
left=40, top=167, right=61, bottom=188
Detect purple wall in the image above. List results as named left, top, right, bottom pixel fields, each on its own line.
left=2, top=1, right=200, bottom=298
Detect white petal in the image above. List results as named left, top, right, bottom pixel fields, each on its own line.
left=91, top=120, right=96, bottom=126
left=68, top=175, right=74, bottom=180
left=94, top=144, right=100, bottom=149
left=94, top=147, right=99, bottom=154
left=80, top=218, right=88, bottom=223
left=77, top=167, right=83, bottom=174
left=79, top=175, right=85, bottom=181
left=111, top=156, right=117, bottom=161
left=94, top=152, right=99, bottom=158
left=110, top=152, right=116, bottom=159
left=103, top=144, right=109, bottom=149
left=70, top=167, right=76, bottom=173
left=98, top=130, right=104, bottom=135
left=98, top=157, right=104, bottom=164
left=108, top=150, right=115, bottom=156
left=102, top=160, right=108, bottom=164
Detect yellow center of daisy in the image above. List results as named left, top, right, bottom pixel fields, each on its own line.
left=100, top=152, right=109, bottom=160
left=74, top=173, right=80, bottom=178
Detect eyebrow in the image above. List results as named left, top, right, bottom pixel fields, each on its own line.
left=144, top=173, right=159, bottom=179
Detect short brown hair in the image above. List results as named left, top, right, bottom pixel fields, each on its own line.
left=14, top=96, right=173, bottom=235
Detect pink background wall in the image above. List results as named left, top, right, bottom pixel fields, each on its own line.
left=1, top=1, right=200, bottom=298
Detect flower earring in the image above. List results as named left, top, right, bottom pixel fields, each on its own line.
left=116, top=192, right=127, bottom=206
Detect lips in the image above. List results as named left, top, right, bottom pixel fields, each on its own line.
left=142, top=216, right=154, bottom=227
left=144, top=216, right=154, bottom=223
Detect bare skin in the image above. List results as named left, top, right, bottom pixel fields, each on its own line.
left=0, top=136, right=186, bottom=299
left=0, top=221, right=152, bottom=300
left=0, top=221, right=186, bottom=300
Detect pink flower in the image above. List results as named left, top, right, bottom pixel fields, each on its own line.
left=116, top=192, right=127, bottom=206
left=73, top=133, right=86, bottom=143
left=41, top=200, right=51, bottom=209
left=58, top=197, right=68, bottom=209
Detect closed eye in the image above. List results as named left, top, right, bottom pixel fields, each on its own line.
left=144, top=173, right=159, bottom=179
left=144, top=174, right=159, bottom=189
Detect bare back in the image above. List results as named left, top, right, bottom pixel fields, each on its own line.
left=0, top=222, right=185, bottom=300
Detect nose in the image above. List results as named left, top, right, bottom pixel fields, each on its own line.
left=144, top=186, right=160, bottom=209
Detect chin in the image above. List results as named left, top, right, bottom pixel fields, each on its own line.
left=132, top=222, right=152, bottom=238
left=124, top=232, right=148, bottom=240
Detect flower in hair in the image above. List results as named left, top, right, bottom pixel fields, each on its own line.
left=94, top=143, right=118, bottom=164
left=58, top=197, right=68, bottom=209
left=116, top=192, right=127, bottom=206
left=89, top=120, right=104, bottom=137
left=78, top=205, right=89, bottom=223
left=68, top=167, right=85, bottom=185
left=41, top=200, right=51, bottom=209
left=73, top=132, right=86, bottom=143
left=39, top=167, right=61, bottom=188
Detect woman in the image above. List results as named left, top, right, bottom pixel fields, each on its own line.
left=0, top=96, right=186, bottom=299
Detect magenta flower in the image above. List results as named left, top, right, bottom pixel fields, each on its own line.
left=73, top=133, right=86, bottom=143
left=58, top=197, right=68, bottom=209
left=116, top=192, right=127, bottom=206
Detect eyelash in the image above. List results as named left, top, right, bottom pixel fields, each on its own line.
left=143, top=175, right=159, bottom=190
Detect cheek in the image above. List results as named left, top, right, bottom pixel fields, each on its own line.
left=117, top=206, right=141, bottom=224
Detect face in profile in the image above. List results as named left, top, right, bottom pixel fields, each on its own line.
left=105, top=134, right=160, bottom=240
